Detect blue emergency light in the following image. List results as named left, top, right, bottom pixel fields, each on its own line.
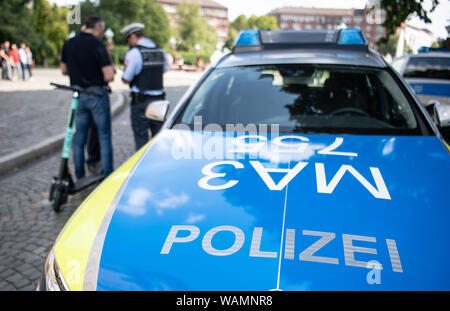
left=338, top=28, right=366, bottom=45
left=234, top=29, right=261, bottom=46
left=418, top=46, right=450, bottom=53
left=233, top=28, right=367, bottom=52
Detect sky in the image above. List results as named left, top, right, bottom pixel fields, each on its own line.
left=50, top=0, right=449, bottom=38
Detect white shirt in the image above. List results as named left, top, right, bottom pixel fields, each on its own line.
left=18, top=48, right=27, bottom=64
left=122, top=38, right=169, bottom=95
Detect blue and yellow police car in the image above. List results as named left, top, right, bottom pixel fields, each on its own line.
left=41, top=29, right=450, bottom=291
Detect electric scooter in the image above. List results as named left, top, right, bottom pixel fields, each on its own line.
left=48, top=83, right=105, bottom=212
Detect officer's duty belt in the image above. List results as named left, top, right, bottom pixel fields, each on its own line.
left=131, top=92, right=165, bottom=103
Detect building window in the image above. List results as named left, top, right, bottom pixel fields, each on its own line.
left=208, top=18, right=216, bottom=26
left=353, top=16, right=363, bottom=24
left=164, top=4, right=177, bottom=14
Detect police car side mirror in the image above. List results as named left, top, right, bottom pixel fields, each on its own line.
left=435, top=103, right=450, bottom=128
left=425, top=100, right=450, bottom=128
left=145, top=100, right=169, bottom=122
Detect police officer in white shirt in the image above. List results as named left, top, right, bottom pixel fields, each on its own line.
left=120, top=23, right=169, bottom=151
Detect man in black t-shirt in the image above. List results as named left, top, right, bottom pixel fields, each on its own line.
left=60, top=16, right=115, bottom=179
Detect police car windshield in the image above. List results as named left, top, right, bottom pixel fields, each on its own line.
left=404, top=56, right=450, bottom=80
left=179, top=64, right=418, bottom=134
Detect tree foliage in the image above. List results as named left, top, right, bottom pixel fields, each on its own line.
left=376, top=33, right=413, bottom=55
left=33, top=0, right=69, bottom=66
left=225, top=14, right=278, bottom=49
left=0, top=0, right=34, bottom=43
left=0, top=0, right=69, bottom=66
left=76, top=0, right=171, bottom=49
left=375, top=0, right=440, bottom=43
left=176, top=2, right=218, bottom=56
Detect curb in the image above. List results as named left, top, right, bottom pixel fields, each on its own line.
left=0, top=91, right=129, bottom=176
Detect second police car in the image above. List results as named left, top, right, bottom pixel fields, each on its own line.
left=42, top=29, right=450, bottom=291
left=392, top=48, right=450, bottom=142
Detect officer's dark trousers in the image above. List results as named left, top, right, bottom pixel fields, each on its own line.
left=131, top=95, right=164, bottom=151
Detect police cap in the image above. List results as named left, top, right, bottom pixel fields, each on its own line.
left=120, top=23, right=145, bottom=38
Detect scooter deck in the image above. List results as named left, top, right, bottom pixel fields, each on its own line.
left=69, top=174, right=103, bottom=194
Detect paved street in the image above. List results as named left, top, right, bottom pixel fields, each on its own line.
left=0, top=90, right=122, bottom=158
left=0, top=69, right=197, bottom=290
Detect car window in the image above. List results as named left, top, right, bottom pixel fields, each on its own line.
left=179, top=64, right=418, bottom=134
left=403, top=56, right=450, bottom=80
left=391, top=57, right=407, bottom=73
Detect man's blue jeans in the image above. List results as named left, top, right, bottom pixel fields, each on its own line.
left=73, top=88, right=113, bottom=179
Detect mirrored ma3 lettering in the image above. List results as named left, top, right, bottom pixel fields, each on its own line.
left=199, top=136, right=391, bottom=200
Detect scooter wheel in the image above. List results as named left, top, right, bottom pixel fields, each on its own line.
left=52, top=190, right=64, bottom=213
left=49, top=180, right=56, bottom=201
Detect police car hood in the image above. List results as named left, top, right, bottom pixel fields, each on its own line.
left=96, top=129, right=450, bottom=290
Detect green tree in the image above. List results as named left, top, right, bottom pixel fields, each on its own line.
left=33, top=0, right=69, bottom=66
left=231, top=14, right=249, bottom=30
left=176, top=2, right=218, bottom=56
left=374, top=0, right=439, bottom=43
left=376, top=33, right=413, bottom=55
left=140, top=0, right=171, bottom=49
left=0, top=0, right=69, bottom=66
left=225, top=14, right=278, bottom=49
left=248, top=15, right=278, bottom=30
left=76, top=0, right=170, bottom=47
left=0, top=1, right=39, bottom=52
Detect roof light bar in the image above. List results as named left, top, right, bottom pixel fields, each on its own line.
left=418, top=46, right=450, bottom=53
left=234, top=30, right=260, bottom=47
left=338, top=29, right=366, bottom=45
left=233, top=29, right=367, bottom=52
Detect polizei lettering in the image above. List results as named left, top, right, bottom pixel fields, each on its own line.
left=161, top=225, right=403, bottom=273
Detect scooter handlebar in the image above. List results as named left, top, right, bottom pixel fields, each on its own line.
left=50, top=83, right=111, bottom=96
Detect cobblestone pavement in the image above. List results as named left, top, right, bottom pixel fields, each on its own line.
left=0, top=85, right=189, bottom=290
left=0, top=91, right=122, bottom=158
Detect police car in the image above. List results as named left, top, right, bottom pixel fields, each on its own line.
left=392, top=47, right=450, bottom=106
left=41, top=29, right=450, bottom=291
left=392, top=48, right=450, bottom=141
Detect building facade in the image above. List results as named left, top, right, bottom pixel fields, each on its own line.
left=397, top=23, right=435, bottom=54
left=268, top=6, right=386, bottom=50
left=157, top=0, right=229, bottom=46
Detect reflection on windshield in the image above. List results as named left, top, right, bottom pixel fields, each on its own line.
left=179, top=64, right=418, bottom=134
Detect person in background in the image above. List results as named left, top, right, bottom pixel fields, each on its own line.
left=60, top=16, right=115, bottom=179
left=9, top=44, right=21, bottom=81
left=0, top=43, right=7, bottom=79
left=18, top=43, right=28, bottom=80
left=177, top=55, right=184, bottom=70
left=25, top=47, right=33, bottom=78
left=120, top=23, right=169, bottom=151
left=1, top=41, right=11, bottom=80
